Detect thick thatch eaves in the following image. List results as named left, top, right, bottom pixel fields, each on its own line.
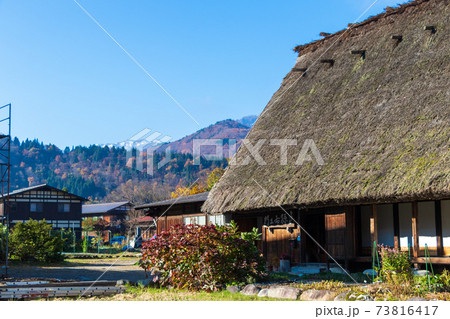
left=202, top=0, right=449, bottom=214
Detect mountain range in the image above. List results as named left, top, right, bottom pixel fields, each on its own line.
left=10, top=115, right=257, bottom=201
left=104, top=115, right=256, bottom=155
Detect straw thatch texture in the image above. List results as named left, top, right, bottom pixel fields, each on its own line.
left=203, top=0, right=449, bottom=214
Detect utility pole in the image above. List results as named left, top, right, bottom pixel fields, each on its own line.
left=0, top=104, right=11, bottom=278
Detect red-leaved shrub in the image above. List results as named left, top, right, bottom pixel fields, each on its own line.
left=140, top=224, right=266, bottom=291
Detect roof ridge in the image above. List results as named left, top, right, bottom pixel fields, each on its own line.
left=294, top=0, right=432, bottom=55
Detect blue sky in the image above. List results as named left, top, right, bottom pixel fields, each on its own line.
left=0, top=0, right=402, bottom=148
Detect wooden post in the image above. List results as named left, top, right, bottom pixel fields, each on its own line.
left=412, top=202, right=419, bottom=258
left=393, top=203, right=400, bottom=250
left=435, top=200, right=443, bottom=257
left=355, top=206, right=362, bottom=256
left=370, top=204, right=378, bottom=249
left=262, top=224, right=267, bottom=262
left=299, top=211, right=306, bottom=264
left=345, top=207, right=354, bottom=270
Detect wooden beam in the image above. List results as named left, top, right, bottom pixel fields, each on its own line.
left=370, top=204, right=378, bottom=247
left=262, top=219, right=267, bottom=261
left=345, top=207, right=355, bottom=269
left=393, top=203, right=400, bottom=249
left=353, top=256, right=450, bottom=265
left=435, top=200, right=443, bottom=257
left=412, top=202, right=419, bottom=258
left=413, top=257, right=450, bottom=265
left=355, top=206, right=362, bottom=256
left=299, top=211, right=306, bottom=264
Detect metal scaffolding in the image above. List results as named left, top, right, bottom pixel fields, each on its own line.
left=0, top=104, right=11, bottom=278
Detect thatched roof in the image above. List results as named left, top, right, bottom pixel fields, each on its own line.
left=202, top=0, right=449, bottom=214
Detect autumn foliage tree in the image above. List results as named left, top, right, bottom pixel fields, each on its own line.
left=170, top=183, right=205, bottom=198
left=140, top=224, right=266, bottom=291
left=170, top=167, right=224, bottom=198
left=206, top=167, right=224, bottom=190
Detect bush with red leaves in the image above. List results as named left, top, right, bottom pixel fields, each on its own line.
left=140, top=224, right=266, bottom=291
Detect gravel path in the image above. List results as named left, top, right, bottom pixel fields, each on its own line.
left=5, top=258, right=147, bottom=283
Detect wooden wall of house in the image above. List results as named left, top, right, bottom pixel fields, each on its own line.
left=356, top=199, right=450, bottom=261
left=155, top=210, right=205, bottom=234
left=442, top=200, right=450, bottom=256
left=263, top=226, right=300, bottom=266
left=324, top=212, right=346, bottom=259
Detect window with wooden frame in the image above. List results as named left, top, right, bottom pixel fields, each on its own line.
left=183, top=215, right=206, bottom=226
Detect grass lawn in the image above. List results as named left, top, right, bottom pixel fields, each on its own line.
left=300, top=272, right=371, bottom=283
left=80, top=285, right=293, bottom=301
left=8, top=255, right=139, bottom=267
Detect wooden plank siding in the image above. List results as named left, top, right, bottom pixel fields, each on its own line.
left=325, top=213, right=346, bottom=259
left=393, top=203, right=400, bottom=250
left=435, top=200, right=444, bottom=257
left=370, top=204, right=378, bottom=251
left=412, top=201, right=419, bottom=258
left=263, top=226, right=300, bottom=266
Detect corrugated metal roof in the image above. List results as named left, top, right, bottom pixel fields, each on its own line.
left=135, top=192, right=209, bottom=210
left=82, top=201, right=130, bottom=214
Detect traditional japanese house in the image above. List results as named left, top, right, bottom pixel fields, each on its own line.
left=135, top=192, right=264, bottom=251
left=132, top=215, right=155, bottom=240
left=202, top=0, right=450, bottom=268
left=0, top=184, right=85, bottom=232
left=135, top=192, right=226, bottom=234
left=82, top=201, right=132, bottom=241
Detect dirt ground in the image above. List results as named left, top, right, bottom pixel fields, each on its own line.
left=4, top=258, right=147, bottom=283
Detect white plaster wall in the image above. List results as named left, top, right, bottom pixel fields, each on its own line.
left=399, top=203, right=413, bottom=249
left=442, top=200, right=450, bottom=248
left=361, top=205, right=371, bottom=247
left=377, top=204, right=394, bottom=246
left=418, top=201, right=436, bottom=248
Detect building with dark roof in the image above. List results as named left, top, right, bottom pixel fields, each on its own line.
left=82, top=201, right=132, bottom=238
left=0, top=184, right=85, bottom=231
left=136, top=192, right=229, bottom=234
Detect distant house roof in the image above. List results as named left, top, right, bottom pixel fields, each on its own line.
left=138, top=216, right=153, bottom=223
left=82, top=201, right=131, bottom=215
left=3, top=184, right=86, bottom=201
left=135, top=192, right=209, bottom=210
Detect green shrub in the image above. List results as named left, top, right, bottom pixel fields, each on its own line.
left=9, top=219, right=64, bottom=263
left=140, top=224, right=266, bottom=291
left=0, top=225, right=7, bottom=261
left=82, top=235, right=89, bottom=253
left=415, top=269, right=450, bottom=293
left=377, top=245, right=413, bottom=283
left=375, top=245, right=413, bottom=295
left=439, top=269, right=450, bottom=290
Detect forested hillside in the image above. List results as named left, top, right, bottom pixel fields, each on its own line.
left=10, top=138, right=227, bottom=202
left=10, top=117, right=255, bottom=202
